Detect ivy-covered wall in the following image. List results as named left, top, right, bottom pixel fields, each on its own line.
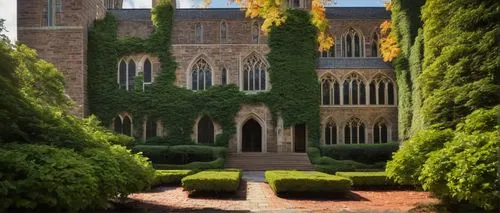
left=87, top=2, right=320, bottom=147
left=390, top=0, right=426, bottom=140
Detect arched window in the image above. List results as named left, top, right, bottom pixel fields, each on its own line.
left=197, top=116, right=214, bottom=144
left=342, top=73, right=366, bottom=105
left=252, top=21, right=260, bottom=43
left=195, top=23, right=203, bottom=43
left=191, top=58, right=212, bottom=90
left=128, top=59, right=136, bottom=91
left=290, top=0, right=301, bottom=8
left=321, top=76, right=340, bottom=105
left=220, top=21, right=228, bottom=43
left=113, top=115, right=132, bottom=136
left=243, top=53, right=268, bottom=91
left=371, top=31, right=380, bottom=57
left=119, top=60, right=127, bottom=88
left=221, top=67, right=228, bottom=85
left=324, top=120, right=337, bottom=145
left=370, top=75, right=396, bottom=105
left=342, top=28, right=364, bottom=57
left=344, top=118, right=365, bottom=144
left=373, top=120, right=388, bottom=144
left=145, top=119, right=157, bottom=139
left=143, top=58, right=152, bottom=84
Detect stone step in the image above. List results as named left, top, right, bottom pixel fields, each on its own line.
left=224, top=152, right=315, bottom=171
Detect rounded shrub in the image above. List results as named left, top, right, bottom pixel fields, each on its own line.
left=386, top=129, right=454, bottom=186
left=0, top=144, right=99, bottom=212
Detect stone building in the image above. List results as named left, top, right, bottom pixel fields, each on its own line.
left=17, top=1, right=397, bottom=160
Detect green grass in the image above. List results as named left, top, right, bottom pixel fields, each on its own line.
left=181, top=169, right=241, bottom=192
left=152, top=170, right=196, bottom=186
left=265, top=170, right=352, bottom=194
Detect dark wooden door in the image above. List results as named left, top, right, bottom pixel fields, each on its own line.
left=294, top=123, right=306, bottom=153
left=242, top=119, right=262, bottom=152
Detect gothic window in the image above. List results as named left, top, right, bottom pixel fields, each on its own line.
left=373, top=120, right=388, bottom=143
left=370, top=75, right=396, bottom=105
left=371, top=31, right=380, bottom=57
left=195, top=23, right=203, bottom=43
left=324, top=120, right=337, bottom=145
left=321, top=76, right=340, bottom=105
left=191, top=58, right=212, bottom=90
left=344, top=118, right=365, bottom=144
left=143, top=58, right=152, bottom=84
left=47, top=0, right=55, bottom=26
left=55, top=0, right=63, bottom=12
left=145, top=119, right=158, bottom=140
left=290, top=0, right=301, bottom=8
left=127, top=59, right=136, bottom=91
left=243, top=53, right=268, bottom=91
left=252, top=21, right=260, bottom=43
left=221, top=67, right=228, bottom=85
left=342, top=28, right=364, bottom=57
left=220, top=21, right=228, bottom=43
left=197, top=116, right=214, bottom=144
left=119, top=60, right=127, bottom=88
left=342, top=73, right=366, bottom=105
left=113, top=115, right=132, bottom=136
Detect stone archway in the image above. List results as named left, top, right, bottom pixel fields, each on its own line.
left=242, top=119, right=262, bottom=152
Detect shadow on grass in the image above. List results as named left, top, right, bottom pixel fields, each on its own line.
left=274, top=191, right=369, bottom=201
left=187, top=180, right=247, bottom=201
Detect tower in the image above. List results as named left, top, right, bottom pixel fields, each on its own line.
left=17, top=0, right=107, bottom=116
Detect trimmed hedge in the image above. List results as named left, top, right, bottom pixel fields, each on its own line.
left=152, top=170, right=195, bottom=186
left=308, top=147, right=385, bottom=173
left=181, top=169, right=241, bottom=192
left=154, top=157, right=224, bottom=170
left=265, top=170, right=352, bottom=194
left=319, top=143, right=399, bottom=164
left=133, top=145, right=226, bottom=165
left=335, top=172, right=395, bottom=186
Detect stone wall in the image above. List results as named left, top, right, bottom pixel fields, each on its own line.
left=17, top=0, right=107, bottom=116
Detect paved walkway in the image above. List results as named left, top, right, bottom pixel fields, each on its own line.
left=126, top=172, right=439, bottom=212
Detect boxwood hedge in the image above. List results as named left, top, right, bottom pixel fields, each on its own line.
left=133, top=145, right=226, bottom=165
left=319, top=143, right=399, bottom=164
left=181, top=169, right=241, bottom=192
left=265, top=170, right=352, bottom=194
left=152, top=170, right=195, bottom=186
left=335, top=172, right=396, bottom=187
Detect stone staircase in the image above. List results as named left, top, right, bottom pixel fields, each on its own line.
left=225, top=152, right=315, bottom=171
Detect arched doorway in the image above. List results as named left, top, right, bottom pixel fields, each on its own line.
left=197, top=116, right=214, bottom=144
left=242, top=119, right=262, bottom=152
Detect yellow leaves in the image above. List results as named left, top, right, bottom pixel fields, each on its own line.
left=311, top=0, right=334, bottom=51
left=380, top=32, right=400, bottom=62
left=318, top=31, right=334, bottom=52
left=384, top=0, right=392, bottom=11
left=379, top=20, right=400, bottom=62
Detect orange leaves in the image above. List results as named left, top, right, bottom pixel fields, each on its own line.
left=379, top=19, right=400, bottom=62
left=311, top=0, right=333, bottom=51
left=384, top=0, right=392, bottom=11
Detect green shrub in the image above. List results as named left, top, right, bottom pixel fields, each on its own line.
left=386, top=129, right=454, bottom=186
left=309, top=147, right=385, bottom=174
left=181, top=169, right=241, bottom=192
left=420, top=131, right=499, bottom=210
left=153, top=170, right=195, bottom=186
left=265, top=170, right=352, bottom=194
left=335, top=172, right=396, bottom=186
left=0, top=144, right=99, bottom=211
left=319, top=143, right=399, bottom=164
left=133, top=145, right=226, bottom=165
left=154, top=157, right=225, bottom=170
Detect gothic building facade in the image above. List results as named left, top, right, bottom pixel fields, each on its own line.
left=17, top=0, right=397, bottom=154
